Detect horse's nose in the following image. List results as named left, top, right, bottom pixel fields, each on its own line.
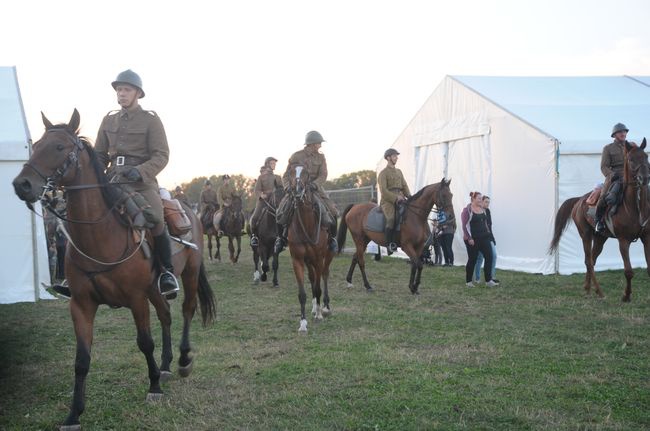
left=12, top=176, right=33, bottom=201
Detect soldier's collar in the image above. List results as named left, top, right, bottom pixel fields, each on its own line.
left=120, top=105, right=143, bottom=118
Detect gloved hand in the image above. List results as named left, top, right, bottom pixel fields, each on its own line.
left=309, top=183, right=318, bottom=191
left=124, top=168, right=142, bottom=182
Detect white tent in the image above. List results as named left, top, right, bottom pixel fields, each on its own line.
left=385, top=75, right=650, bottom=275
left=0, top=66, right=52, bottom=303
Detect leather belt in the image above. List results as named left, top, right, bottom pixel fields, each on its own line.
left=111, top=155, right=146, bottom=167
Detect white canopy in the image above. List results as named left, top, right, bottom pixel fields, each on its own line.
left=0, top=66, right=52, bottom=303
left=385, top=75, right=650, bottom=274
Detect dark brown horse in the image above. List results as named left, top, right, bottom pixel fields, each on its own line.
left=201, top=204, right=221, bottom=262
left=249, top=187, right=284, bottom=287
left=550, top=138, right=650, bottom=301
left=286, top=164, right=335, bottom=332
left=337, top=179, right=454, bottom=294
left=214, top=195, right=244, bottom=263
left=12, top=110, right=216, bottom=430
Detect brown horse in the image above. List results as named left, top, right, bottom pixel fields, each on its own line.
left=12, top=110, right=216, bottom=430
left=549, top=138, right=650, bottom=301
left=337, top=179, right=455, bottom=294
left=214, top=195, right=244, bottom=263
left=249, top=187, right=284, bottom=287
left=201, top=204, right=221, bottom=262
left=286, top=164, right=335, bottom=332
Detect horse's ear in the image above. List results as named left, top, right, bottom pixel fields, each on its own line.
left=625, top=141, right=634, bottom=152
left=41, top=112, right=54, bottom=130
left=68, top=109, right=80, bottom=133
left=642, top=138, right=647, bottom=150
left=443, top=177, right=451, bottom=186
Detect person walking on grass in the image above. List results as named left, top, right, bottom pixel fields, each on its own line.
left=461, top=191, right=498, bottom=288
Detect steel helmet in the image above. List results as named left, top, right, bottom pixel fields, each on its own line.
left=175, top=186, right=182, bottom=192
left=204, top=180, right=211, bottom=186
left=264, top=156, right=278, bottom=166
left=111, top=69, right=145, bottom=98
left=384, top=148, right=400, bottom=159
left=305, top=130, right=325, bottom=145
left=611, top=123, right=629, bottom=137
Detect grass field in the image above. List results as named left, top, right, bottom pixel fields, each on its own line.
left=1, top=242, right=649, bottom=430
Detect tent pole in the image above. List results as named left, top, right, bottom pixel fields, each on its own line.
left=554, top=139, right=560, bottom=274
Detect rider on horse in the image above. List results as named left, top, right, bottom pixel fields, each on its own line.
left=377, top=148, right=411, bottom=253
left=95, top=69, right=179, bottom=298
left=595, top=123, right=628, bottom=233
left=250, top=156, right=283, bottom=247
left=213, top=174, right=244, bottom=236
left=173, top=186, right=190, bottom=206
left=274, top=131, right=339, bottom=253
left=200, top=179, right=219, bottom=220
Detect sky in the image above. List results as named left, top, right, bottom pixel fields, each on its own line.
left=3, top=0, right=650, bottom=189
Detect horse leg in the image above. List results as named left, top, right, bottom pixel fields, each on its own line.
left=345, top=254, right=358, bottom=288
left=271, top=249, right=280, bottom=287
left=130, top=300, right=163, bottom=401
left=641, top=233, right=650, bottom=277
left=408, top=262, right=419, bottom=295
left=252, top=243, right=261, bottom=283
left=307, top=265, right=319, bottom=318
left=310, top=262, right=323, bottom=321
left=618, top=239, right=634, bottom=302
left=413, top=260, right=424, bottom=293
left=207, top=234, right=213, bottom=261
left=261, top=253, right=269, bottom=282
left=215, top=237, right=221, bottom=262
left=292, top=257, right=308, bottom=332
left=355, top=240, right=374, bottom=291
left=590, top=234, right=608, bottom=298
left=322, top=251, right=334, bottom=316
left=149, top=292, right=173, bottom=381
left=228, top=237, right=235, bottom=263
left=62, top=298, right=98, bottom=430
left=580, top=234, right=595, bottom=296
left=235, top=235, right=241, bottom=263
left=178, top=270, right=198, bottom=377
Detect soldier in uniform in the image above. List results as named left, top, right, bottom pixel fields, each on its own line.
left=94, top=69, right=179, bottom=298
left=378, top=148, right=411, bottom=252
left=250, top=157, right=282, bottom=247
left=595, top=123, right=628, bottom=233
left=274, top=131, right=339, bottom=253
left=199, top=180, right=219, bottom=215
left=213, top=175, right=243, bottom=236
left=173, top=186, right=190, bottom=206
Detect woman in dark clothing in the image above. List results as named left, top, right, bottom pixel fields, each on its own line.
left=461, top=191, right=498, bottom=287
left=474, top=195, right=498, bottom=283
left=437, top=209, right=455, bottom=266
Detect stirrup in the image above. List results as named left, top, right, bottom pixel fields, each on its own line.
left=328, top=237, right=338, bottom=252
left=44, top=280, right=71, bottom=299
left=217, top=230, right=224, bottom=238
left=274, top=237, right=285, bottom=254
left=388, top=242, right=398, bottom=252
left=158, top=271, right=179, bottom=299
left=595, top=220, right=606, bottom=233
left=250, top=235, right=259, bottom=247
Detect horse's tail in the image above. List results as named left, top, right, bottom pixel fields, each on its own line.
left=336, top=204, right=354, bottom=254
left=548, top=196, right=582, bottom=254
left=197, top=261, right=217, bottom=326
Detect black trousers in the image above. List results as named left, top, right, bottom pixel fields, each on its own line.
left=464, top=237, right=493, bottom=282
left=439, top=233, right=454, bottom=265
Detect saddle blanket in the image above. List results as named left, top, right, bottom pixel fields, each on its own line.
left=365, top=206, right=386, bottom=232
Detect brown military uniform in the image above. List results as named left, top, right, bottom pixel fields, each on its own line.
left=218, top=182, right=239, bottom=207
left=378, top=165, right=411, bottom=227
left=173, top=191, right=190, bottom=207
left=282, top=147, right=338, bottom=217
left=597, top=140, right=626, bottom=209
left=250, top=167, right=283, bottom=231
left=200, top=188, right=219, bottom=212
left=95, top=105, right=169, bottom=233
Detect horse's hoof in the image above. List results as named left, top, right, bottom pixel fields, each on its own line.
left=179, top=359, right=194, bottom=378
left=347, top=282, right=353, bottom=288
left=160, top=370, right=173, bottom=383
left=273, top=283, right=280, bottom=288
left=621, top=296, right=631, bottom=303
left=412, top=290, right=420, bottom=296
left=365, top=287, right=374, bottom=293
left=261, top=273, right=268, bottom=282
left=146, top=392, right=163, bottom=402
left=322, top=307, right=331, bottom=317
left=60, top=425, right=81, bottom=431
left=298, top=319, right=308, bottom=332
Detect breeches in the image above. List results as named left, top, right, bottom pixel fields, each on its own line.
left=137, top=185, right=164, bottom=236
left=381, top=202, right=396, bottom=227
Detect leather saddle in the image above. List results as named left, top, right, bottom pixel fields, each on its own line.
left=364, top=204, right=406, bottom=233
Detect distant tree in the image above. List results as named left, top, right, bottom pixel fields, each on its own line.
left=324, top=170, right=376, bottom=190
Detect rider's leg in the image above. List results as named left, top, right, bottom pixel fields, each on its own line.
left=213, top=210, right=224, bottom=237
left=274, top=224, right=288, bottom=254
left=153, top=225, right=179, bottom=299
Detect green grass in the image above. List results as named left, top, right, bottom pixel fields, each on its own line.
left=1, top=243, right=649, bottom=430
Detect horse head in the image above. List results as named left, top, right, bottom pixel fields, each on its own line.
left=13, top=109, right=85, bottom=204
left=287, top=163, right=311, bottom=201
left=436, top=178, right=455, bottom=221
left=625, top=138, right=649, bottom=187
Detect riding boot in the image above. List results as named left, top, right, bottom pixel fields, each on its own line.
left=274, top=225, right=288, bottom=254
left=153, top=232, right=180, bottom=299
left=385, top=227, right=397, bottom=254
left=595, top=204, right=606, bottom=233
left=328, top=220, right=338, bottom=252
left=50, top=279, right=71, bottom=299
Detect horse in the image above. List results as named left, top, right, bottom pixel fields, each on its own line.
left=214, top=195, right=244, bottom=263
left=286, top=164, right=335, bottom=332
left=250, top=187, right=284, bottom=287
left=12, top=110, right=217, bottom=430
left=201, top=204, right=221, bottom=262
left=337, top=178, right=455, bottom=295
left=549, top=138, right=650, bottom=301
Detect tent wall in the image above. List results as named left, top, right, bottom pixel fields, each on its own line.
left=0, top=66, right=52, bottom=303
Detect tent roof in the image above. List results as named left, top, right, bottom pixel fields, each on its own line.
left=450, top=75, right=650, bottom=153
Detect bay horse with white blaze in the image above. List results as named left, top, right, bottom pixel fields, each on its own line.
left=12, top=110, right=216, bottom=430
left=286, top=164, right=335, bottom=332
left=337, top=178, right=454, bottom=294
left=549, top=138, right=650, bottom=301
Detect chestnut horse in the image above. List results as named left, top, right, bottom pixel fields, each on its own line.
left=337, top=178, right=454, bottom=295
left=549, top=138, right=650, bottom=301
left=12, top=110, right=216, bottom=430
left=286, top=164, right=335, bottom=332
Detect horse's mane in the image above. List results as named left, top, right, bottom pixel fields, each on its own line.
left=407, top=182, right=438, bottom=203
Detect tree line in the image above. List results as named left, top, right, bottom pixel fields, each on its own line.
left=177, top=169, right=376, bottom=210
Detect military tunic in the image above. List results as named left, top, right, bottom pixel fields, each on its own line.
left=250, top=167, right=283, bottom=230
left=282, top=148, right=338, bottom=217
left=95, top=105, right=169, bottom=228
left=218, top=182, right=240, bottom=207
left=200, top=188, right=219, bottom=212
left=600, top=141, right=626, bottom=178
left=378, top=165, right=411, bottom=226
